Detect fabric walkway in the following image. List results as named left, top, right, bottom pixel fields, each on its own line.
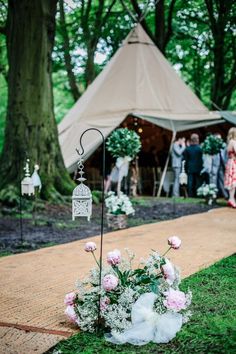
left=0, top=207, right=235, bottom=354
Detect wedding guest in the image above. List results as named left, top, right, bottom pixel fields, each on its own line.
left=171, top=137, right=186, bottom=197
left=211, top=133, right=228, bottom=199
left=184, top=133, right=203, bottom=197
left=224, top=127, right=236, bottom=208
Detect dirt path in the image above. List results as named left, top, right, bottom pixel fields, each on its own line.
left=0, top=208, right=235, bottom=354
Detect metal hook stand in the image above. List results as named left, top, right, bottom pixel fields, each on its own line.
left=76, top=128, right=105, bottom=330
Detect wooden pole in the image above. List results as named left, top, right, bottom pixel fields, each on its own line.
left=157, top=131, right=176, bottom=198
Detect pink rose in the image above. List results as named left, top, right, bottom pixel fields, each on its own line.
left=84, top=241, right=97, bottom=252
left=65, top=305, right=77, bottom=323
left=162, top=259, right=176, bottom=285
left=64, top=292, right=76, bottom=305
left=163, top=288, right=187, bottom=312
left=107, top=249, right=121, bottom=266
left=168, top=236, right=181, bottom=249
left=102, top=274, right=119, bottom=291
left=100, top=296, right=110, bottom=311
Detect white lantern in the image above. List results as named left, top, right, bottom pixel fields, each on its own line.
left=72, top=158, right=92, bottom=221
left=21, top=159, right=35, bottom=196
left=179, top=161, right=188, bottom=186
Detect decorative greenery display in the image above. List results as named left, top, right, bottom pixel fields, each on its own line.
left=201, top=135, right=225, bottom=155
left=106, top=128, right=141, bottom=159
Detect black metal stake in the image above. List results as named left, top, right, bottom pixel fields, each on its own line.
left=76, top=128, right=105, bottom=331
left=19, top=186, right=24, bottom=243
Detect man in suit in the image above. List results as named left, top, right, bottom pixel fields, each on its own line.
left=171, top=137, right=186, bottom=197
left=184, top=133, right=203, bottom=197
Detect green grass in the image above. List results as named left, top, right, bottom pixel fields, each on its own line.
left=49, top=254, right=236, bottom=354
left=0, top=251, right=12, bottom=257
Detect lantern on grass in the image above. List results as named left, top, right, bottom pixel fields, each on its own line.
left=21, top=159, right=34, bottom=196
left=72, top=158, right=92, bottom=221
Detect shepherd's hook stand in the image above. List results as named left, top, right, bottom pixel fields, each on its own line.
left=76, top=128, right=105, bottom=331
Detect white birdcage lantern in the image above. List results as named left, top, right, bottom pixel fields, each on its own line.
left=72, top=158, right=92, bottom=221
left=21, top=159, right=35, bottom=196
left=179, top=161, right=188, bottom=185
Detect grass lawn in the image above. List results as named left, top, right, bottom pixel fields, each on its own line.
left=49, top=254, right=236, bottom=354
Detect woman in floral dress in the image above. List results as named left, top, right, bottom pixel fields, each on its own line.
left=224, top=127, right=236, bottom=208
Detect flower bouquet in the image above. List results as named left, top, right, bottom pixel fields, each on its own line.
left=64, top=237, right=192, bottom=346
left=201, top=134, right=224, bottom=155
left=197, top=183, right=218, bottom=205
left=105, top=191, right=135, bottom=230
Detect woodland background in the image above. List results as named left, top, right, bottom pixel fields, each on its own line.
left=0, top=0, right=235, bottom=199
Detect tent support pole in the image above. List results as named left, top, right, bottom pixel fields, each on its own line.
left=157, top=131, right=176, bottom=198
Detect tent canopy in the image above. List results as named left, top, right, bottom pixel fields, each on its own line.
left=59, top=24, right=223, bottom=172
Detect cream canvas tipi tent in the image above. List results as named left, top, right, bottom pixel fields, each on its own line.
left=58, top=24, right=222, bottom=173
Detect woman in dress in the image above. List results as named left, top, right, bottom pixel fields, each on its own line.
left=224, top=127, right=236, bottom=208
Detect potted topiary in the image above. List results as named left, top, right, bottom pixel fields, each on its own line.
left=106, top=128, right=141, bottom=195
left=105, top=191, right=135, bottom=230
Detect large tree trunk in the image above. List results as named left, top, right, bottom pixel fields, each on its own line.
left=0, top=0, right=73, bottom=201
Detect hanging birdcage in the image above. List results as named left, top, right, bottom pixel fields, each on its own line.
left=179, top=161, right=188, bottom=186
left=72, top=158, right=92, bottom=221
left=21, top=159, right=35, bottom=196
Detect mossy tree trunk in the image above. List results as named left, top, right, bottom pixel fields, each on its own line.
left=0, top=0, right=73, bottom=201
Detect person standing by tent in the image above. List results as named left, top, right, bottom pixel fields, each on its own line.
left=211, top=133, right=228, bottom=199
left=224, top=127, right=236, bottom=208
left=184, top=133, right=203, bottom=197
left=171, top=137, right=186, bottom=197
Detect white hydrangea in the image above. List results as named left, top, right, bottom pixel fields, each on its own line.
left=105, top=191, right=135, bottom=215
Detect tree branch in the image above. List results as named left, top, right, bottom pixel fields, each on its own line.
left=0, top=25, right=6, bottom=35
left=130, top=0, right=157, bottom=45
left=59, top=0, right=80, bottom=101
left=164, top=0, right=177, bottom=50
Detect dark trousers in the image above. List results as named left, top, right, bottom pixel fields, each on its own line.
left=188, top=173, right=202, bottom=197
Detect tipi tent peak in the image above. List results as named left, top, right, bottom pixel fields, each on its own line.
left=58, top=23, right=222, bottom=173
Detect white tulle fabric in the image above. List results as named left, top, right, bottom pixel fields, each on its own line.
left=105, top=292, right=183, bottom=346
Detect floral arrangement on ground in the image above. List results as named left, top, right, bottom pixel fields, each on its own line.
left=197, top=183, right=218, bottom=205
left=105, top=191, right=135, bottom=215
left=64, top=237, right=192, bottom=346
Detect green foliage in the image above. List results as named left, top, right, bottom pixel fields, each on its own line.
left=106, top=128, right=141, bottom=159
left=0, top=185, right=20, bottom=206
left=48, top=254, right=236, bottom=354
left=92, top=190, right=103, bottom=205
left=201, top=134, right=225, bottom=155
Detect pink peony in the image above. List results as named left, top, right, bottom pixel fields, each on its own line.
left=100, top=296, right=110, bottom=311
left=107, top=249, right=121, bottom=266
left=163, top=288, right=187, bottom=312
left=162, top=259, right=176, bottom=285
left=65, top=305, right=77, bottom=323
left=64, top=292, right=76, bottom=306
left=84, top=241, right=97, bottom=252
left=102, top=274, right=119, bottom=291
left=168, top=236, right=181, bottom=249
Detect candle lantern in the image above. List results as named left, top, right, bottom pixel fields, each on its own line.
left=21, top=159, right=35, bottom=196
left=72, top=158, right=92, bottom=221
left=179, top=161, right=188, bottom=186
